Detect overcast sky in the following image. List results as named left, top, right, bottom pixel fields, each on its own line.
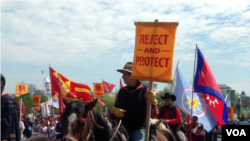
left=1, top=0, right=250, bottom=96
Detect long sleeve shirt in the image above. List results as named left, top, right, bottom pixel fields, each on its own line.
left=157, top=105, right=182, bottom=125
left=109, top=82, right=159, bottom=120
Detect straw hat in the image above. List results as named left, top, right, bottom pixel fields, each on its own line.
left=27, top=114, right=32, bottom=118
left=117, top=62, right=133, bottom=74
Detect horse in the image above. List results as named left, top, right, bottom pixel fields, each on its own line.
left=25, top=97, right=171, bottom=141
left=150, top=119, right=186, bottom=141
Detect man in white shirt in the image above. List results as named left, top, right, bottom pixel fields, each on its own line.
left=20, top=120, right=25, bottom=140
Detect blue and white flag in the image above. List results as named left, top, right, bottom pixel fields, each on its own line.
left=173, top=68, right=217, bottom=131
left=42, top=71, right=52, bottom=97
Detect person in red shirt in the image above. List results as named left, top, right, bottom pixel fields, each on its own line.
left=185, top=116, right=198, bottom=141
left=157, top=93, right=184, bottom=141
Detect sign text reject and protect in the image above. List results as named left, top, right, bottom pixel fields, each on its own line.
left=131, top=22, right=178, bottom=83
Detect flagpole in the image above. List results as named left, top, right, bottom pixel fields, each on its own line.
left=170, top=61, right=179, bottom=93
left=52, top=97, right=54, bottom=117
left=191, top=44, right=198, bottom=141
left=42, top=70, right=50, bottom=138
left=19, top=97, right=22, bottom=128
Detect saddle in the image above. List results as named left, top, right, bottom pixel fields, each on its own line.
left=111, top=123, right=129, bottom=141
left=111, top=123, right=159, bottom=141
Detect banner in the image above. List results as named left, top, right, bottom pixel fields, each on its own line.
left=93, top=83, right=104, bottom=97
left=225, top=92, right=231, bottom=107
left=131, top=21, right=178, bottom=83
left=194, top=47, right=228, bottom=126
left=227, top=107, right=233, bottom=119
left=16, top=84, right=28, bottom=97
left=227, top=90, right=235, bottom=100
left=18, top=98, right=26, bottom=115
left=31, top=96, right=41, bottom=110
left=48, top=97, right=59, bottom=109
left=102, top=80, right=116, bottom=93
left=40, top=102, right=50, bottom=116
left=50, top=67, right=91, bottom=101
left=173, top=68, right=217, bottom=131
left=20, top=93, right=36, bottom=109
left=43, top=72, right=52, bottom=97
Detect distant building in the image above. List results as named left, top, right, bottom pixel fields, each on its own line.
left=218, top=84, right=242, bottom=109
left=241, top=91, right=248, bottom=98
left=218, top=84, right=232, bottom=98
left=140, top=81, right=158, bottom=93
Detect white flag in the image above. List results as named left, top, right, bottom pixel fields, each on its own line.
left=40, top=102, right=50, bottom=116
left=42, top=72, right=52, bottom=97
left=48, top=97, right=59, bottom=109
left=225, top=91, right=231, bottom=107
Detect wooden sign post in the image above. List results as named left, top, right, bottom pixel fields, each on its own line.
left=131, top=20, right=178, bottom=141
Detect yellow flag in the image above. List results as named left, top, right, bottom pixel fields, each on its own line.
left=16, top=84, right=28, bottom=97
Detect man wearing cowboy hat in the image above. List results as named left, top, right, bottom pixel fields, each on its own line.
left=109, top=62, right=159, bottom=141
left=157, top=93, right=184, bottom=141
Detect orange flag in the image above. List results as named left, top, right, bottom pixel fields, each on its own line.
left=50, top=67, right=91, bottom=101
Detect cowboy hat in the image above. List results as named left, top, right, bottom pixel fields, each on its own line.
left=27, top=114, right=32, bottom=118
left=161, top=92, right=176, bottom=101
left=117, top=62, right=133, bottom=74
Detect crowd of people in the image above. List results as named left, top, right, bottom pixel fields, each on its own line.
left=1, top=61, right=221, bottom=141
left=20, top=113, right=62, bottom=140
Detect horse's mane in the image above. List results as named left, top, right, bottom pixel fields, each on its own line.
left=61, top=100, right=110, bottom=141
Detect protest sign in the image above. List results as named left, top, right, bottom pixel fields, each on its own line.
left=131, top=20, right=178, bottom=141
left=93, top=83, right=104, bottom=97
left=16, top=84, right=28, bottom=97
left=227, top=107, right=234, bottom=119
left=131, top=20, right=178, bottom=83
left=31, top=96, right=41, bottom=110
left=20, top=93, right=36, bottom=109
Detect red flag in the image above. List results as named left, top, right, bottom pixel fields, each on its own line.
left=58, top=76, right=65, bottom=117
left=102, top=80, right=116, bottom=93
left=18, top=98, right=26, bottom=115
left=184, top=115, right=192, bottom=124
left=91, top=95, right=105, bottom=106
left=50, top=67, right=91, bottom=101
left=120, top=79, right=123, bottom=88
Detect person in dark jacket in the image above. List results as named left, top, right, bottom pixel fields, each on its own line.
left=157, top=93, right=184, bottom=141
left=205, top=125, right=218, bottom=141
left=109, top=62, right=159, bottom=141
left=1, top=74, right=21, bottom=141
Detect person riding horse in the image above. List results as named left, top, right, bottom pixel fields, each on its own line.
left=109, top=62, right=159, bottom=141
left=157, top=93, right=185, bottom=141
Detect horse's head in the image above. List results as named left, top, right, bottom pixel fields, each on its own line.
left=61, top=96, right=99, bottom=141
left=150, top=118, right=166, bottom=130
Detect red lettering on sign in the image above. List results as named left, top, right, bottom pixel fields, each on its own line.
left=145, top=34, right=149, bottom=44
left=140, top=34, right=169, bottom=45
left=158, top=35, right=163, bottom=45
left=135, top=56, right=170, bottom=68
left=140, top=35, right=144, bottom=44
left=144, top=48, right=160, bottom=54
left=154, top=35, right=158, bottom=45
left=164, top=35, right=169, bottom=44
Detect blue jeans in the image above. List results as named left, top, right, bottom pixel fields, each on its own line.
left=129, top=128, right=145, bottom=141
